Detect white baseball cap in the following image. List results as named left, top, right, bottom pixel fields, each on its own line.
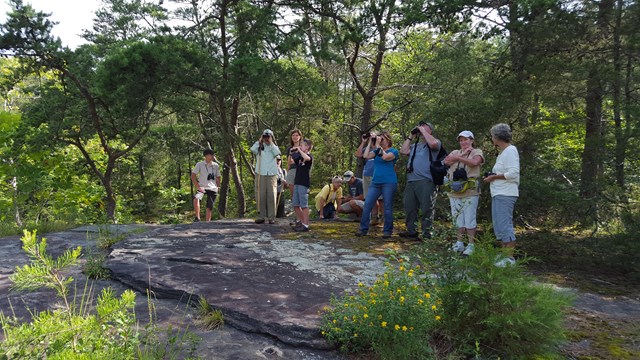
left=457, top=130, right=474, bottom=139
left=343, top=171, right=354, bottom=181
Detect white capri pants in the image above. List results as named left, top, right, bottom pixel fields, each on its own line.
left=449, top=195, right=479, bottom=229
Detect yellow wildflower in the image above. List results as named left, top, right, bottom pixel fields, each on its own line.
left=381, top=321, right=387, bottom=327
left=354, top=333, right=358, bottom=338
left=399, top=266, right=405, bottom=272
left=418, top=299, right=424, bottom=305
left=378, top=315, right=383, bottom=320
left=424, top=293, right=431, bottom=299
left=402, top=326, right=408, bottom=331
left=333, top=319, right=337, bottom=324
left=400, top=296, right=405, bottom=303
left=344, top=303, right=349, bottom=307
left=396, top=289, right=402, bottom=294
left=363, top=314, right=369, bottom=319
left=435, top=315, right=441, bottom=321
left=395, top=324, right=400, bottom=330
left=432, top=305, right=437, bottom=311
left=358, top=282, right=364, bottom=287
left=384, top=281, right=389, bottom=287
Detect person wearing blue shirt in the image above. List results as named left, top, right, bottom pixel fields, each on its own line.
left=355, top=131, right=399, bottom=239
left=355, top=134, right=383, bottom=225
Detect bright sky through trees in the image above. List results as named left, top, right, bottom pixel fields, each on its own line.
left=0, top=0, right=99, bottom=48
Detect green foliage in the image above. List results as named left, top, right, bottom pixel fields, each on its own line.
left=321, top=261, right=440, bottom=359
left=82, top=251, right=111, bottom=280
left=1, top=230, right=140, bottom=359
left=196, top=297, right=224, bottom=330
left=10, top=230, right=81, bottom=305
left=1, top=287, right=139, bottom=359
left=413, top=232, right=574, bottom=359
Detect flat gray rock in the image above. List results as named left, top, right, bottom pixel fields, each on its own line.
left=106, top=219, right=386, bottom=349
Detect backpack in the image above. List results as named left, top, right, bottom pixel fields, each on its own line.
left=428, top=145, right=448, bottom=186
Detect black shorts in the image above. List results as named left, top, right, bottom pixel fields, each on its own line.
left=195, top=190, right=218, bottom=210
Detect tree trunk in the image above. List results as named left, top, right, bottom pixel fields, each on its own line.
left=612, top=0, right=625, bottom=188
left=104, top=161, right=117, bottom=223
left=580, top=0, right=614, bottom=199
left=11, top=171, right=22, bottom=227
left=580, top=72, right=604, bottom=199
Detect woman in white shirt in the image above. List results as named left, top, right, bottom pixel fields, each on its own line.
left=483, top=123, right=520, bottom=266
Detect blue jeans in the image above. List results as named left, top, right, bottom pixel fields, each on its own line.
left=492, top=195, right=517, bottom=242
left=359, top=182, right=397, bottom=234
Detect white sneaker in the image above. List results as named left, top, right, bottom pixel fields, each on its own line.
left=494, top=256, right=516, bottom=267
left=462, top=243, right=475, bottom=256
left=451, top=241, right=465, bottom=253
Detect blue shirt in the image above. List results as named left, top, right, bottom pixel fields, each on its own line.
left=372, top=148, right=399, bottom=184
left=348, top=178, right=364, bottom=197
left=360, top=148, right=375, bottom=177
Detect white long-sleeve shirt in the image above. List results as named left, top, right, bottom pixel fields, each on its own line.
left=490, top=145, right=520, bottom=197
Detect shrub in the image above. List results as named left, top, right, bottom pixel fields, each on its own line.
left=414, top=233, right=574, bottom=359
left=1, top=230, right=140, bottom=359
left=321, top=260, right=440, bottom=360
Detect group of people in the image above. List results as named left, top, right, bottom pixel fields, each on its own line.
left=191, top=122, right=520, bottom=265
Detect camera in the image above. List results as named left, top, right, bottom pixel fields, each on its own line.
left=411, top=127, right=420, bottom=135
left=483, top=171, right=496, bottom=178
left=290, top=147, right=299, bottom=153
left=362, top=133, right=371, bottom=139
left=406, top=167, right=413, bottom=174
left=207, top=173, right=216, bottom=180
left=452, top=168, right=468, bottom=181
left=370, top=135, right=378, bottom=143
left=277, top=178, right=282, bottom=185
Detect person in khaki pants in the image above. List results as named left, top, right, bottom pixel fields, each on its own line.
left=251, top=129, right=281, bottom=224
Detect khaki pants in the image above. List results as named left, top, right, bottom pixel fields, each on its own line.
left=255, top=175, right=277, bottom=221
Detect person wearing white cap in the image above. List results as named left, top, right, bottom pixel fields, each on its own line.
left=444, top=130, right=485, bottom=255
left=337, top=170, right=365, bottom=219
left=250, top=129, right=281, bottom=224
left=399, top=120, right=442, bottom=240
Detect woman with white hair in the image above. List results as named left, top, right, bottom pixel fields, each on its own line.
left=483, top=123, right=520, bottom=266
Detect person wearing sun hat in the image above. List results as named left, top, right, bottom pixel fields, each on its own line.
left=444, top=130, right=485, bottom=256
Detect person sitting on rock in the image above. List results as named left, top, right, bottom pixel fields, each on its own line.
left=337, top=170, right=364, bottom=220
left=315, top=176, right=343, bottom=220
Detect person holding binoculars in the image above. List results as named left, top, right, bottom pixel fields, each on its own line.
left=191, top=149, right=221, bottom=222
left=399, top=121, right=442, bottom=240
left=355, top=131, right=399, bottom=239
left=251, top=129, right=281, bottom=224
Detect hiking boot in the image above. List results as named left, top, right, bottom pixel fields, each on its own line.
left=293, top=224, right=309, bottom=232
left=355, top=230, right=367, bottom=237
left=193, top=217, right=200, bottom=223
left=451, top=241, right=465, bottom=253
left=290, top=220, right=301, bottom=227
left=398, top=231, right=419, bottom=238
left=382, top=232, right=393, bottom=240
left=255, top=218, right=265, bottom=224
left=462, top=243, right=475, bottom=256
left=494, top=256, right=516, bottom=267
left=268, top=219, right=276, bottom=224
